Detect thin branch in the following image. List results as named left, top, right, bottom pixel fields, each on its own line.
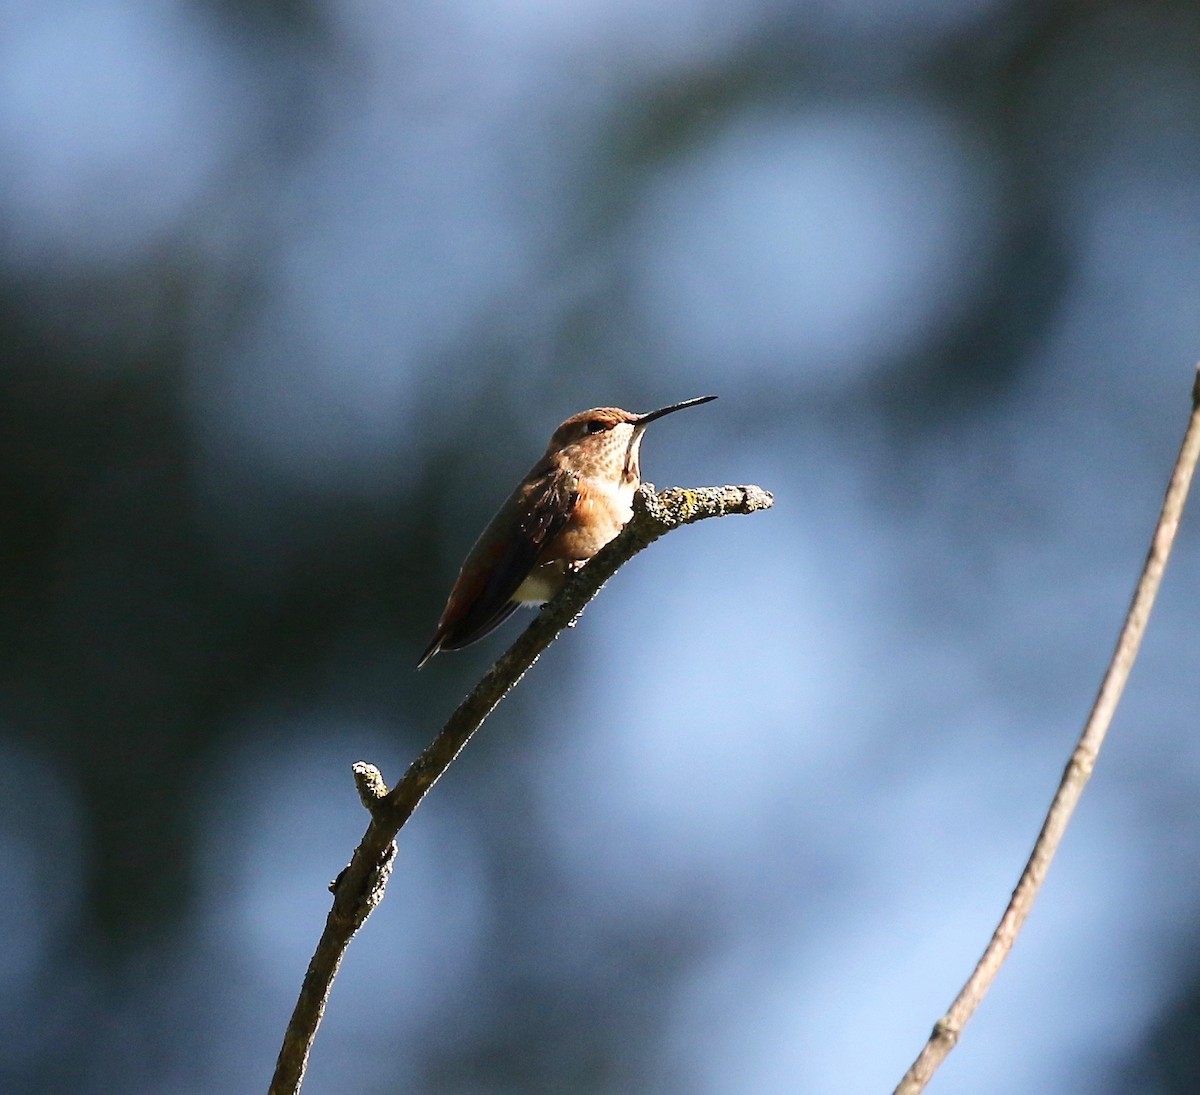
left=894, top=367, right=1200, bottom=1095
left=268, top=483, right=774, bottom=1095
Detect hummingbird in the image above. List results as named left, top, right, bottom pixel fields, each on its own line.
left=417, top=395, right=717, bottom=668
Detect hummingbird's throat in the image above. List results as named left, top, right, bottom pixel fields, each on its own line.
left=621, top=429, right=644, bottom=482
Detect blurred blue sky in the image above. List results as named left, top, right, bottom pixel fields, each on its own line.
left=1, top=1, right=1199, bottom=1093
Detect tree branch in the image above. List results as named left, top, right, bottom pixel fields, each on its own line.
left=268, top=483, right=774, bottom=1095
left=893, top=367, right=1200, bottom=1094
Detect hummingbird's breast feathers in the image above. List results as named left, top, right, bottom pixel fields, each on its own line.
left=541, top=471, right=634, bottom=564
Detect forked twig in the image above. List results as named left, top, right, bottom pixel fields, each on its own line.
left=268, top=484, right=773, bottom=1095
left=894, top=367, right=1200, bottom=1094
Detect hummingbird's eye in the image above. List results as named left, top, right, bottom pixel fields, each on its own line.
left=584, top=419, right=607, bottom=434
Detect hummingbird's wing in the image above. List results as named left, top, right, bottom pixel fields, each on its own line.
left=418, top=465, right=579, bottom=664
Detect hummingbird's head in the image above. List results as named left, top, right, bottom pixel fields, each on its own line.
left=544, top=396, right=716, bottom=482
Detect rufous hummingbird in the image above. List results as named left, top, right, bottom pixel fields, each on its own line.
left=417, top=395, right=717, bottom=668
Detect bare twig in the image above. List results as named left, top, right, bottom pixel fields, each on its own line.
left=894, top=367, right=1200, bottom=1095
left=268, top=484, right=774, bottom=1095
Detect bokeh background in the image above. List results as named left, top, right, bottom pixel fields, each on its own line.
left=3, top=1, right=1200, bottom=1092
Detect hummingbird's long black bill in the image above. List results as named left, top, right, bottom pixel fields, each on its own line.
left=633, top=395, right=717, bottom=427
